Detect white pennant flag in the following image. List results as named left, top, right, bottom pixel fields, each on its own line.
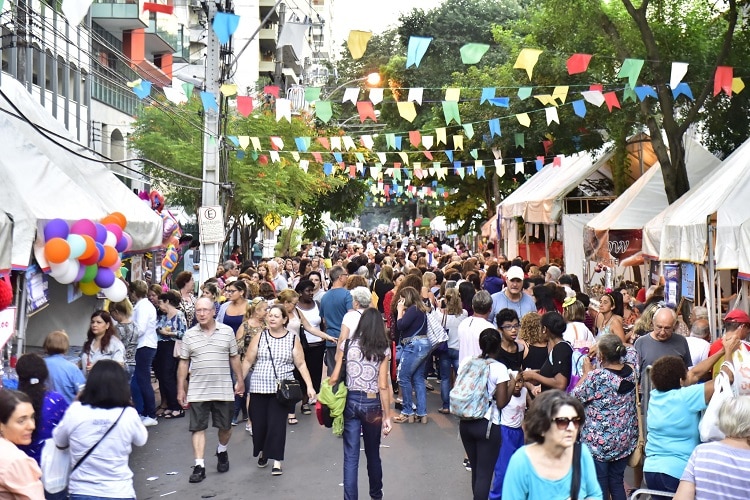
left=275, top=98, right=291, bottom=122
left=250, top=137, right=261, bottom=151
left=377, top=152, right=387, bottom=163
left=670, top=62, right=689, bottom=89
left=269, top=150, right=281, bottom=163
left=515, top=159, right=524, bottom=174
left=342, top=87, right=360, bottom=104
left=330, top=136, right=342, bottom=151
left=361, top=135, right=374, bottom=150
left=62, top=0, right=94, bottom=26
left=422, top=136, right=434, bottom=150
left=342, top=136, right=356, bottom=150
left=545, top=107, right=559, bottom=125
left=581, top=91, right=605, bottom=107
left=408, top=87, right=424, bottom=105
left=369, top=88, right=384, bottom=105
left=494, top=159, right=505, bottom=176
left=299, top=159, right=309, bottom=172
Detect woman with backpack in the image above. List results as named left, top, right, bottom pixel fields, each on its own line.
left=455, top=328, right=515, bottom=500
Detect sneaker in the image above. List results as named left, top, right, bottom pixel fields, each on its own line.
left=216, top=450, right=229, bottom=473
left=189, top=465, right=205, bottom=483
left=463, top=458, right=471, bottom=471
left=142, top=417, right=158, bottom=427
left=257, top=453, right=268, bottom=468
left=245, top=423, right=253, bottom=435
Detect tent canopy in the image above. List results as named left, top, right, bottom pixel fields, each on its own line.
left=0, top=213, right=12, bottom=273
left=584, top=138, right=719, bottom=265
left=642, top=136, right=750, bottom=264
left=0, top=77, right=163, bottom=269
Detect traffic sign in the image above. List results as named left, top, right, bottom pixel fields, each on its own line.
left=198, top=206, right=225, bottom=244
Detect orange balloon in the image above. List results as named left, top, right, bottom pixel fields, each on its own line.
left=44, top=238, right=71, bottom=264
left=99, top=246, right=119, bottom=268
left=108, top=212, right=127, bottom=229
left=79, top=235, right=97, bottom=260
left=100, top=215, right=118, bottom=227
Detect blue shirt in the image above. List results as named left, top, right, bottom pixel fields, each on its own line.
left=490, top=291, right=536, bottom=325
left=45, top=354, right=86, bottom=404
left=644, top=383, right=706, bottom=479
left=18, top=391, right=69, bottom=464
left=319, top=287, right=353, bottom=345
left=503, top=444, right=603, bottom=499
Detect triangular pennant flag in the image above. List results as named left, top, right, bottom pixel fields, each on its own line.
left=397, top=101, right=417, bottom=122
left=347, top=30, right=372, bottom=60
left=212, top=12, right=240, bottom=45
left=572, top=99, right=587, bottom=118
left=453, top=136, right=464, bottom=151
left=361, top=135, right=374, bottom=150
left=480, top=87, right=495, bottom=104
left=332, top=152, right=343, bottom=162
left=589, top=84, right=603, bottom=92
left=220, top=83, right=237, bottom=97
left=670, top=62, right=689, bottom=89
left=315, top=101, right=333, bottom=122
left=323, top=163, right=334, bottom=175
left=394, top=136, right=403, bottom=150
left=422, top=136, right=433, bottom=150
left=227, top=136, right=240, bottom=147
left=238, top=136, right=250, bottom=150
left=617, top=58, right=644, bottom=89
left=236, top=96, right=253, bottom=116
left=436, top=128, right=447, bottom=145
left=552, top=86, right=569, bottom=104
left=603, top=92, right=621, bottom=112
left=463, top=123, right=474, bottom=139
left=377, top=152, right=387, bottom=163
left=469, top=149, right=479, bottom=160
left=398, top=152, right=409, bottom=165
left=542, top=140, right=553, bottom=155
left=342, top=136, right=356, bottom=151
left=269, top=150, right=281, bottom=163
left=566, top=53, right=592, bottom=75
left=476, top=161, right=485, bottom=179
left=355, top=152, right=365, bottom=163
left=445, top=150, right=454, bottom=162
left=515, top=133, right=525, bottom=149
left=305, top=87, right=322, bottom=102
left=442, top=101, right=461, bottom=125
left=732, top=77, right=745, bottom=94
left=62, top=0, right=95, bottom=26
left=406, top=36, right=432, bottom=68
left=182, top=82, right=194, bottom=99
left=348, top=165, right=356, bottom=178
left=199, top=90, right=217, bottom=111
left=581, top=90, right=605, bottom=107
left=369, top=88, right=383, bottom=105
left=264, top=85, right=279, bottom=98
left=370, top=165, right=382, bottom=180
left=714, top=66, right=733, bottom=96
left=311, top=152, right=323, bottom=163
left=270, top=136, right=284, bottom=150
left=445, top=88, right=460, bottom=102
left=673, top=83, right=695, bottom=100
left=342, top=87, right=359, bottom=104
left=414, top=162, right=423, bottom=179
left=408, top=87, right=424, bottom=105
left=515, top=158, right=524, bottom=173
left=535, top=156, right=544, bottom=171
left=275, top=98, right=291, bottom=122
left=492, top=148, right=502, bottom=160
left=518, top=87, right=532, bottom=100
left=460, top=43, right=490, bottom=64
left=489, top=97, right=510, bottom=107
left=299, top=159, right=309, bottom=172
left=164, top=86, right=187, bottom=104
left=553, top=156, right=562, bottom=167
left=291, top=151, right=300, bottom=161
left=634, top=86, right=658, bottom=101
left=514, top=48, right=543, bottom=80
left=294, top=137, right=308, bottom=152
left=494, top=159, right=505, bottom=176
left=489, top=118, right=501, bottom=137
left=330, top=136, right=342, bottom=151
left=534, top=94, right=556, bottom=106
left=317, top=137, right=330, bottom=150
left=250, top=137, right=261, bottom=151
left=516, top=113, right=531, bottom=127
left=386, top=133, right=395, bottom=150
left=423, top=150, right=433, bottom=160
left=356, top=101, right=377, bottom=122
left=545, top=107, right=559, bottom=125
left=409, top=131, right=421, bottom=148
left=623, top=86, right=637, bottom=103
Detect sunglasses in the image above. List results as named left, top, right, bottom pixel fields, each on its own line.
left=553, top=417, right=582, bottom=430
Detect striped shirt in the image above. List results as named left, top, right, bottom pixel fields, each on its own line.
left=248, top=330, right=296, bottom=394
left=681, top=441, right=750, bottom=499
left=180, top=322, right=238, bottom=402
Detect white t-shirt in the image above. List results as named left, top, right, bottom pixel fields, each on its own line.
left=53, top=403, right=147, bottom=498
left=440, top=310, right=468, bottom=350
left=563, top=322, right=596, bottom=348
left=457, top=316, right=494, bottom=366
left=341, top=310, right=363, bottom=337
left=133, top=298, right=158, bottom=349
left=501, top=386, right=527, bottom=428
left=299, top=303, right=323, bottom=344
left=484, top=360, right=510, bottom=425
left=685, top=336, right=710, bottom=366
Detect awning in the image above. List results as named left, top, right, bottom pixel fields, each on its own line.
left=0, top=76, right=163, bottom=270
left=481, top=215, right=498, bottom=240
left=584, top=138, right=719, bottom=265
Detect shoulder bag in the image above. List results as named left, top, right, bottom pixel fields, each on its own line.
left=265, top=330, right=303, bottom=405
left=628, top=368, right=646, bottom=467
left=570, top=441, right=582, bottom=500
left=426, top=310, right=449, bottom=349
left=41, top=407, right=126, bottom=494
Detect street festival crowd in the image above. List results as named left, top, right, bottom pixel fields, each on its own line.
left=2, top=235, right=750, bottom=500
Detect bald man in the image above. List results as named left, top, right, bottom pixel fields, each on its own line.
left=634, top=307, right=692, bottom=384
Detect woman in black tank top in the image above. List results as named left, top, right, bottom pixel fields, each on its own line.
left=518, top=311, right=547, bottom=370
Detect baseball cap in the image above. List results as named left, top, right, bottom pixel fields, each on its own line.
left=506, top=266, right=525, bottom=281
left=724, top=309, right=750, bottom=324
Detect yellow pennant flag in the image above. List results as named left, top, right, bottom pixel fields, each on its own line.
left=732, top=77, right=745, bottom=94
left=514, top=48, right=543, bottom=81
left=397, top=102, right=417, bottom=122
left=220, top=83, right=238, bottom=97
left=436, top=128, right=447, bottom=145
left=552, top=86, right=569, bottom=104
left=347, top=30, right=373, bottom=60
left=516, top=113, right=531, bottom=127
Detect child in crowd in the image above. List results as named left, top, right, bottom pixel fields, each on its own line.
left=489, top=370, right=528, bottom=500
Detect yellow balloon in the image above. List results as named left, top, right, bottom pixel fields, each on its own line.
left=79, top=281, right=101, bottom=296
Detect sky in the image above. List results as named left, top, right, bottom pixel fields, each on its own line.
left=331, top=0, right=440, bottom=45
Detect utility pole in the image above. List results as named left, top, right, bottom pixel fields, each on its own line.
left=274, top=2, right=286, bottom=93
left=199, top=0, right=223, bottom=287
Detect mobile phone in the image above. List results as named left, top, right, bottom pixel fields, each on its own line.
left=446, top=280, right=457, bottom=289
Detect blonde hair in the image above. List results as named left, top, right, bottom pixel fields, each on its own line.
left=444, top=287, right=463, bottom=316
left=277, top=289, right=299, bottom=304
left=108, top=298, right=134, bottom=317
left=43, top=330, right=70, bottom=355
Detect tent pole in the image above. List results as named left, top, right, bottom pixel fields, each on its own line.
left=707, top=224, right=719, bottom=339
left=544, top=225, right=550, bottom=264
left=15, top=271, right=28, bottom=355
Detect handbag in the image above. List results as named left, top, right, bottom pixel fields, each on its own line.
left=699, top=362, right=736, bottom=442
left=41, top=408, right=125, bottom=493
left=628, top=371, right=646, bottom=467
left=265, top=330, right=303, bottom=405
left=570, top=441, right=581, bottom=500
left=426, top=310, right=448, bottom=348
left=173, top=339, right=183, bottom=358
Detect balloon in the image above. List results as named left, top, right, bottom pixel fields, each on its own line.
left=110, top=257, right=122, bottom=272
left=67, top=234, right=86, bottom=259
left=123, top=233, right=133, bottom=252
left=94, top=267, right=115, bottom=288
left=94, top=242, right=105, bottom=263
left=108, top=212, right=127, bottom=229
left=100, top=215, right=118, bottom=227
left=162, top=215, right=178, bottom=242
left=115, top=234, right=128, bottom=253
left=79, top=281, right=100, bottom=296
left=74, top=263, right=87, bottom=283
left=44, top=238, right=71, bottom=264
left=94, top=223, right=108, bottom=244
left=50, top=260, right=80, bottom=285
left=80, top=264, right=98, bottom=283
left=79, top=235, right=97, bottom=260
left=44, top=219, right=69, bottom=242
left=104, top=223, right=123, bottom=242
left=103, top=279, right=128, bottom=302
left=99, top=246, right=119, bottom=268
left=70, top=219, right=97, bottom=239
left=104, top=231, right=117, bottom=248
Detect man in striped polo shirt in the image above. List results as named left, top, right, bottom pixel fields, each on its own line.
left=177, top=297, right=244, bottom=483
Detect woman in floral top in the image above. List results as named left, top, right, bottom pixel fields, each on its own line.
left=570, top=334, right=638, bottom=500
left=154, top=290, right=188, bottom=418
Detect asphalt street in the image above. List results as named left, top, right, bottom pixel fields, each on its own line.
left=131, top=387, right=472, bottom=500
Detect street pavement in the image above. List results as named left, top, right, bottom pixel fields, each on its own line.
left=131, top=386, right=472, bottom=500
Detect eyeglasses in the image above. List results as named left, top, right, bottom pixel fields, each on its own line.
left=653, top=325, right=674, bottom=332
left=553, top=417, right=582, bottom=430
left=226, top=289, right=238, bottom=294
left=500, top=323, right=520, bottom=331
left=195, top=308, right=214, bottom=314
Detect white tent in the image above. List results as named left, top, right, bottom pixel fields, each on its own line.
left=0, top=77, right=163, bottom=270
left=430, top=216, right=447, bottom=232
left=642, top=137, right=750, bottom=264
left=585, top=138, right=719, bottom=265
left=0, top=213, right=12, bottom=273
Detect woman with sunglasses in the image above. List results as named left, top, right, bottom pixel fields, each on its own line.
left=217, top=281, right=249, bottom=426
left=502, top=390, right=602, bottom=499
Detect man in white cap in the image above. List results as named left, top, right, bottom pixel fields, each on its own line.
left=490, top=266, right=536, bottom=326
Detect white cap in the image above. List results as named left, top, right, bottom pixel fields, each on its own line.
left=506, top=266, right=525, bottom=281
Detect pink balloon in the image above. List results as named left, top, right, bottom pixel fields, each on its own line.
left=104, top=223, right=123, bottom=242
left=123, top=233, right=133, bottom=252
left=70, top=219, right=97, bottom=239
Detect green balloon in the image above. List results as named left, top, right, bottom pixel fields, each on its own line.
left=81, top=264, right=98, bottom=283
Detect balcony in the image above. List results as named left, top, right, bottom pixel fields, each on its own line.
left=173, top=25, right=190, bottom=62
left=92, top=61, right=140, bottom=115
left=90, top=0, right=147, bottom=32
left=259, top=25, right=277, bottom=52
left=259, top=0, right=279, bottom=22
left=145, top=14, right=178, bottom=54
left=259, top=60, right=275, bottom=74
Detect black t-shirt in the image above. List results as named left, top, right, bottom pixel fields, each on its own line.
left=496, top=343, right=524, bottom=372
left=373, top=279, right=395, bottom=313
left=524, top=345, right=548, bottom=371
left=539, top=341, right=573, bottom=391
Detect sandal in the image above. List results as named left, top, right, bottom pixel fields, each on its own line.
left=392, top=414, right=413, bottom=424
left=155, top=407, right=168, bottom=417
left=288, top=417, right=298, bottom=425
left=164, top=409, right=185, bottom=419
left=438, top=408, right=450, bottom=414
left=300, top=404, right=312, bottom=415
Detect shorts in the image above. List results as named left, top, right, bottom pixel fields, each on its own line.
left=188, top=400, right=234, bottom=432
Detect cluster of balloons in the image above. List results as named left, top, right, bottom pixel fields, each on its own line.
left=43, top=213, right=131, bottom=302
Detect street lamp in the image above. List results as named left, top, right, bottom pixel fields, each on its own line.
left=323, top=72, right=381, bottom=100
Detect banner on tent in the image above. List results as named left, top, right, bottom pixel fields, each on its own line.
left=584, top=228, right=644, bottom=266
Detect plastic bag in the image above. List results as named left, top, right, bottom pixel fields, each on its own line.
left=40, top=438, right=71, bottom=494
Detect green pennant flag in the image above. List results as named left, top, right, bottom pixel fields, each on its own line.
left=305, top=87, right=322, bottom=103
left=442, top=101, right=461, bottom=125
left=463, top=123, right=474, bottom=139
left=386, top=134, right=396, bottom=150
left=470, top=149, right=478, bottom=160
left=518, top=87, right=532, bottom=100
left=315, top=101, right=333, bottom=123
left=515, top=133, right=525, bottom=149
left=182, top=82, right=194, bottom=99
left=460, top=43, right=490, bottom=65
left=622, top=85, right=638, bottom=103
left=618, top=59, right=645, bottom=90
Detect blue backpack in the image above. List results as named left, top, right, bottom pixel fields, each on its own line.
left=450, top=357, right=493, bottom=419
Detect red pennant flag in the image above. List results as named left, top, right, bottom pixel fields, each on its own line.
left=553, top=156, right=562, bottom=167
left=317, top=137, right=330, bottom=150
left=409, top=131, right=421, bottom=148
left=349, top=165, right=356, bottom=178
left=589, top=84, right=603, bottom=92
left=423, top=151, right=433, bottom=160
left=604, top=91, right=621, bottom=112
left=263, top=85, right=279, bottom=98
left=236, top=96, right=253, bottom=117
left=566, top=54, right=592, bottom=75
left=542, top=140, right=553, bottom=155
left=714, top=66, right=733, bottom=96
left=143, top=2, right=174, bottom=14
left=270, top=136, right=281, bottom=150
left=384, top=185, right=390, bottom=198
left=356, top=102, right=377, bottom=122
left=339, top=162, right=346, bottom=171
left=311, top=152, right=323, bottom=163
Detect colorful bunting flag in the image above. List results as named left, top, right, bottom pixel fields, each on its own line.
left=315, top=101, right=332, bottom=122
left=442, top=101, right=461, bottom=125
left=406, top=36, right=432, bottom=68
left=397, top=102, right=417, bottom=122
left=514, top=48, right=543, bottom=80
left=714, top=66, right=733, bottom=96
left=566, top=53, right=592, bottom=75
left=347, top=30, right=372, bottom=60
left=369, top=88, right=384, bottom=105
left=356, top=101, right=377, bottom=122
left=617, top=59, right=644, bottom=89
left=670, top=62, right=689, bottom=89
left=481, top=88, right=495, bottom=104
left=460, top=43, right=490, bottom=64
left=212, top=12, right=240, bottom=45
left=408, top=88, right=424, bottom=105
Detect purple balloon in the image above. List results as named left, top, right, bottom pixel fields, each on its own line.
left=70, top=219, right=97, bottom=239
left=94, top=267, right=115, bottom=288
left=123, top=233, right=133, bottom=252
left=94, top=242, right=105, bottom=263
left=75, top=264, right=87, bottom=283
left=94, top=223, right=108, bottom=244
left=44, top=219, right=69, bottom=242
left=115, top=235, right=128, bottom=253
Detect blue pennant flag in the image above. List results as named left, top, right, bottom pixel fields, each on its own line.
left=212, top=12, right=240, bottom=45
left=480, top=87, right=495, bottom=104
left=634, top=86, right=658, bottom=101
left=323, top=163, right=333, bottom=175
left=394, top=136, right=402, bottom=150
left=488, top=97, right=510, bottom=107
left=133, top=81, right=152, bottom=99
left=572, top=100, right=587, bottom=118
left=445, top=150, right=454, bottom=162
left=333, top=152, right=343, bottom=163
left=489, top=118, right=501, bottom=137
left=672, top=82, right=694, bottom=100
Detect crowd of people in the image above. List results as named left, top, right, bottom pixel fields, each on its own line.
left=2, top=234, right=750, bottom=499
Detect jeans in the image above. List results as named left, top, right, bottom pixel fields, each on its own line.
left=134, top=347, right=156, bottom=418
left=594, top=456, right=629, bottom=500
left=127, top=364, right=143, bottom=415
left=439, top=348, right=460, bottom=409
left=343, top=391, right=383, bottom=500
left=459, top=418, right=501, bottom=500
left=489, top=425, right=525, bottom=499
left=325, top=345, right=338, bottom=376
left=644, top=471, right=680, bottom=499
left=397, top=337, right=431, bottom=416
